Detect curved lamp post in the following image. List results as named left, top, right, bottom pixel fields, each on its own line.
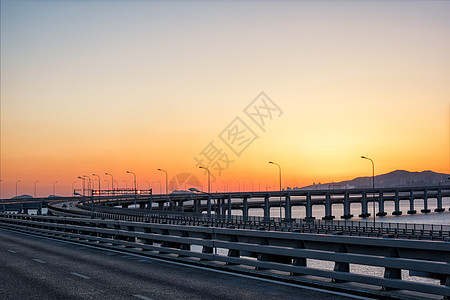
left=126, top=171, right=137, bottom=192
left=34, top=181, right=39, bottom=198
left=15, top=180, right=21, bottom=198
left=361, top=156, right=376, bottom=227
left=157, top=169, right=169, bottom=209
left=105, top=173, right=114, bottom=192
left=77, top=176, right=86, bottom=198
left=199, top=166, right=211, bottom=194
left=269, top=161, right=282, bottom=219
left=92, top=174, right=101, bottom=200
left=52, top=181, right=58, bottom=196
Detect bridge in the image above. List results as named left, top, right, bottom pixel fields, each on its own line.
left=1, top=212, right=449, bottom=299
left=1, top=185, right=449, bottom=299
left=76, top=185, right=449, bottom=220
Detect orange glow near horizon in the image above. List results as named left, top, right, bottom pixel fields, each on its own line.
left=1, top=1, right=449, bottom=198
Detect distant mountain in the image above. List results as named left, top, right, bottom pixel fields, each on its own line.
left=299, top=170, right=449, bottom=190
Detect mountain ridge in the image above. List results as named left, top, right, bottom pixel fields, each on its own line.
left=299, top=170, right=449, bottom=190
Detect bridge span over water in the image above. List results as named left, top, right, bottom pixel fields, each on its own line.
left=82, top=185, right=450, bottom=221
left=2, top=185, right=449, bottom=221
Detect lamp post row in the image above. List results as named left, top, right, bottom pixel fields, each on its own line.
left=9, top=157, right=377, bottom=217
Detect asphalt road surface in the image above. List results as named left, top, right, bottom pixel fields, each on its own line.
left=0, top=228, right=363, bottom=300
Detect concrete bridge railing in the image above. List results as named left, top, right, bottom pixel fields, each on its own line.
left=1, top=213, right=449, bottom=299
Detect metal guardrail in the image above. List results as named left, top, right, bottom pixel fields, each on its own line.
left=50, top=202, right=450, bottom=240
left=1, top=213, right=449, bottom=299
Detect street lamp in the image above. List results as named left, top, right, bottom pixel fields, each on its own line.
left=72, top=181, right=77, bottom=196
left=34, top=181, right=39, bottom=198
left=269, top=161, right=282, bottom=219
left=361, top=155, right=376, bottom=227
left=199, top=166, right=211, bottom=194
left=105, top=173, right=114, bottom=191
left=126, top=171, right=137, bottom=192
left=157, top=169, right=169, bottom=209
left=53, top=181, right=58, bottom=196
left=15, top=180, right=21, bottom=198
left=77, top=176, right=86, bottom=197
left=103, top=179, right=109, bottom=190
left=92, top=174, right=101, bottom=199
left=83, top=175, right=91, bottom=196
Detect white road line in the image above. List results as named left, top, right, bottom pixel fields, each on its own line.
left=133, top=294, right=154, bottom=300
left=138, top=259, right=149, bottom=262
left=7, top=250, right=17, bottom=253
left=71, top=272, right=91, bottom=279
left=1, top=228, right=374, bottom=300
left=32, top=259, right=46, bottom=264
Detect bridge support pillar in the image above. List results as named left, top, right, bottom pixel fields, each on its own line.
left=148, top=197, right=153, bottom=211
left=215, top=198, right=220, bottom=218
left=359, top=191, right=370, bottom=217
left=207, top=195, right=212, bottom=218
left=158, top=202, right=164, bottom=210
left=305, top=193, right=315, bottom=221
left=139, top=203, right=145, bottom=209
left=193, top=199, right=199, bottom=214
left=37, top=207, right=42, bottom=215
left=376, top=191, right=387, bottom=216
left=421, top=189, right=431, bottom=213
left=264, top=194, right=270, bottom=221
left=407, top=190, right=416, bottom=214
left=243, top=197, right=248, bottom=221
left=341, top=192, right=353, bottom=219
left=122, top=203, right=129, bottom=209
left=435, top=188, right=445, bottom=212
left=227, top=195, right=232, bottom=220
left=392, top=191, right=402, bottom=215
left=285, top=193, right=292, bottom=220
left=323, top=192, right=335, bottom=220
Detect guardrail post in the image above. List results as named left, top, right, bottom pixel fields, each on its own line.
left=291, top=240, right=306, bottom=276
left=332, top=240, right=349, bottom=282
left=408, top=189, right=416, bottom=214
left=393, top=191, right=402, bottom=215
left=383, top=238, right=401, bottom=290
left=256, top=237, right=270, bottom=270
left=207, top=195, right=212, bottom=217
left=201, top=230, right=213, bottom=260
left=421, top=189, right=431, bottom=213
left=226, top=235, right=240, bottom=265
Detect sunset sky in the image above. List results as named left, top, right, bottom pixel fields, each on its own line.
left=1, top=0, right=449, bottom=197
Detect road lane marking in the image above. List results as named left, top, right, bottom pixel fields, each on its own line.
left=7, top=250, right=17, bottom=253
left=133, top=294, right=154, bottom=300
left=2, top=227, right=374, bottom=300
left=32, top=259, right=46, bottom=264
left=71, top=272, right=90, bottom=279
left=138, top=259, right=149, bottom=262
